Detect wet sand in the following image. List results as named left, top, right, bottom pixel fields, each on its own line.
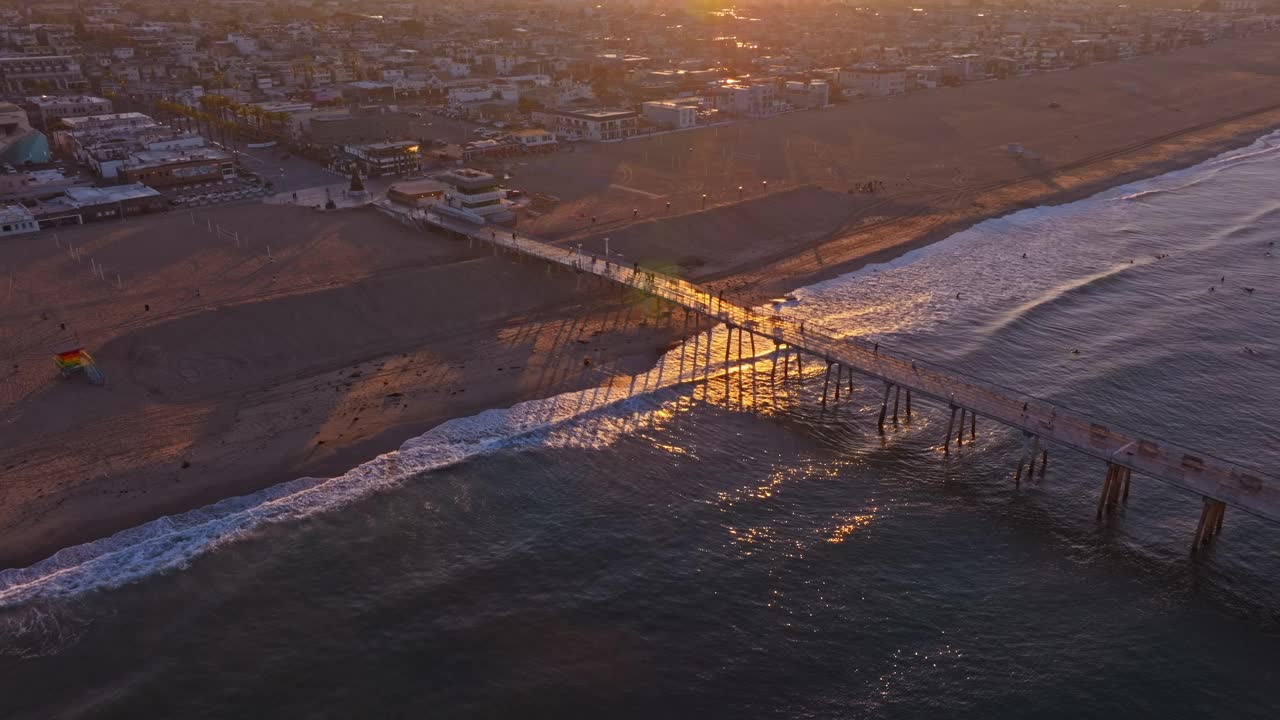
left=4, top=38, right=1280, bottom=568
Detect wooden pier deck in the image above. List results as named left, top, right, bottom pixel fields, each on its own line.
left=422, top=211, right=1279, bottom=548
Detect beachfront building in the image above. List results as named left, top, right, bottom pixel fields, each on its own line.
left=460, top=136, right=522, bottom=162
left=641, top=100, right=697, bottom=130
left=341, top=141, right=420, bottom=178
left=0, top=168, right=79, bottom=203
left=510, top=129, right=557, bottom=152
left=32, top=183, right=165, bottom=226
left=532, top=108, right=639, bottom=142
left=944, top=54, right=986, bottom=82
left=118, top=149, right=236, bottom=188
left=0, top=204, right=38, bottom=237
left=783, top=80, right=831, bottom=109
left=436, top=168, right=513, bottom=224
left=710, top=80, right=783, bottom=118
left=387, top=178, right=446, bottom=208
left=836, top=65, right=906, bottom=97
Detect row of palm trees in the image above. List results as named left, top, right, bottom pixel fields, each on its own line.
left=150, top=95, right=293, bottom=151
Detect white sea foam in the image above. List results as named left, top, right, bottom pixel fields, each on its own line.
left=0, top=334, right=739, bottom=608
left=3, top=128, right=1278, bottom=608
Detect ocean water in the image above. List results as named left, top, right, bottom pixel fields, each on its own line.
left=3, top=132, right=1280, bottom=718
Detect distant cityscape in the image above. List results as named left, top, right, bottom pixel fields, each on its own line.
left=0, top=0, right=1274, bottom=234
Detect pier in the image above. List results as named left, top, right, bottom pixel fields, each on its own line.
left=421, top=211, right=1279, bottom=553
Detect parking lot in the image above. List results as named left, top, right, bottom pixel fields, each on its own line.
left=163, top=178, right=268, bottom=208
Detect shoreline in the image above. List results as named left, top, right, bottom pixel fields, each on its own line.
left=4, top=66, right=1280, bottom=571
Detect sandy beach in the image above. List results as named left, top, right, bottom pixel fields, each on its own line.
left=3, top=37, right=1280, bottom=569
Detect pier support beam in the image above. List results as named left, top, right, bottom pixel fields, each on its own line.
left=877, top=383, right=893, bottom=435
left=970, top=411, right=976, bottom=441
left=905, top=390, right=912, bottom=421
left=944, top=406, right=957, bottom=455
left=834, top=365, right=843, bottom=404
left=1040, top=448, right=1049, bottom=478
left=1192, top=497, right=1227, bottom=553
left=822, top=362, right=833, bottom=407
left=956, top=408, right=966, bottom=447
left=1027, top=435, right=1041, bottom=479
left=1097, top=463, right=1132, bottom=519
left=1097, top=464, right=1117, bottom=519
left=892, top=386, right=901, bottom=425
left=1014, top=432, right=1031, bottom=487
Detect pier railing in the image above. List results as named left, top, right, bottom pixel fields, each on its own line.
left=426, top=214, right=1280, bottom=526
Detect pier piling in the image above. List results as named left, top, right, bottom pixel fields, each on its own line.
left=878, top=383, right=892, bottom=435
left=1097, top=465, right=1117, bottom=519
left=823, top=362, right=833, bottom=407
left=1027, top=435, right=1041, bottom=479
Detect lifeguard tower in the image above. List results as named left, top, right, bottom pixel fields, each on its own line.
left=52, top=346, right=105, bottom=385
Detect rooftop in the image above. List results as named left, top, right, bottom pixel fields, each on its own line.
left=552, top=108, right=637, bottom=121
left=123, top=148, right=232, bottom=170
left=0, top=204, right=34, bottom=223
left=64, top=183, right=160, bottom=206
left=27, top=95, right=110, bottom=106
left=351, top=140, right=418, bottom=151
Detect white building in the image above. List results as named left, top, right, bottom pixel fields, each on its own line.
left=711, top=81, right=782, bottom=118
left=532, top=108, right=639, bottom=142
left=448, top=83, right=518, bottom=106
left=641, top=100, right=697, bottom=129
left=436, top=168, right=512, bottom=223
left=0, top=204, right=38, bottom=237
left=783, top=80, right=830, bottom=108
left=836, top=65, right=906, bottom=97
left=511, top=128, right=557, bottom=150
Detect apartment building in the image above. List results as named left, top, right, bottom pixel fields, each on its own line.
left=25, top=95, right=114, bottom=128
left=711, top=80, right=782, bottom=118
left=0, top=55, right=87, bottom=94
left=836, top=65, right=906, bottom=97
left=641, top=100, right=697, bottom=129
left=532, top=108, right=639, bottom=141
